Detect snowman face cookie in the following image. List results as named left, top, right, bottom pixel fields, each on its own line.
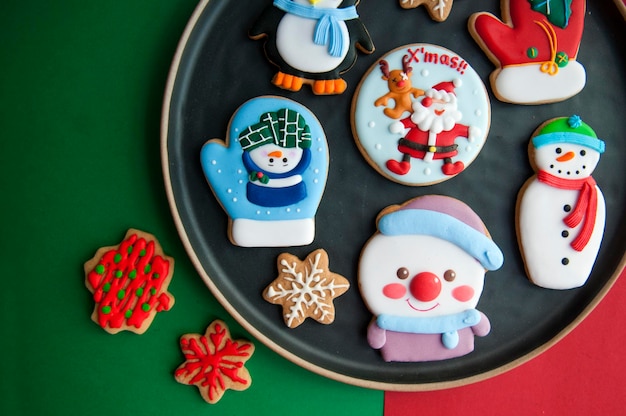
left=359, top=195, right=503, bottom=362
left=359, top=234, right=486, bottom=318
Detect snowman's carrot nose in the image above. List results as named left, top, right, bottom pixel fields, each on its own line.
left=556, top=151, right=575, bottom=162
left=268, top=150, right=282, bottom=157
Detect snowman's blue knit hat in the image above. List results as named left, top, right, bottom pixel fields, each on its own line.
left=532, top=115, right=605, bottom=154
left=376, top=195, right=504, bottom=271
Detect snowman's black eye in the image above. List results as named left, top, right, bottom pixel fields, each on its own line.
left=555, top=148, right=562, bottom=154
left=282, top=158, right=288, bottom=163
left=580, top=150, right=586, bottom=156
left=444, top=269, right=457, bottom=282
left=396, top=267, right=410, bottom=280
left=269, top=158, right=274, bottom=163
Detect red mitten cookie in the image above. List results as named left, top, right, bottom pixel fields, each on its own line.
left=469, top=0, right=587, bottom=104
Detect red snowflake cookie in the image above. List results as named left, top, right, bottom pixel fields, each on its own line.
left=174, top=320, right=255, bottom=404
left=84, top=229, right=175, bottom=334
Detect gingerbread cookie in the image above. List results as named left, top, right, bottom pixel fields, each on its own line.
left=249, top=0, right=374, bottom=95
left=352, top=44, right=490, bottom=186
left=263, top=249, right=350, bottom=328
left=201, top=96, right=329, bottom=247
left=358, top=195, right=503, bottom=362
left=468, top=0, right=587, bottom=104
left=84, top=229, right=175, bottom=334
left=174, top=320, right=254, bottom=404
left=517, top=116, right=606, bottom=290
left=399, top=0, right=455, bottom=22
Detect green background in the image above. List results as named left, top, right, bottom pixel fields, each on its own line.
left=0, top=1, right=383, bottom=414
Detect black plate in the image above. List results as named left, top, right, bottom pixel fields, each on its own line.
left=162, top=0, right=626, bottom=389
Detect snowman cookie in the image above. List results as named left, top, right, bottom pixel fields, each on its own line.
left=249, top=0, right=375, bottom=95
left=201, top=96, right=329, bottom=247
left=517, top=116, right=606, bottom=290
left=468, top=0, right=587, bottom=104
left=351, top=44, right=490, bottom=186
left=359, top=195, right=503, bottom=362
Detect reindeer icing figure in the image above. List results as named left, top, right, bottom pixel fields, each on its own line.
left=374, top=55, right=425, bottom=119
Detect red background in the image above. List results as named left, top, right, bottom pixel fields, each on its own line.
left=385, top=267, right=626, bottom=415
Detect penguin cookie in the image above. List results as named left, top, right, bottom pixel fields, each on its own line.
left=249, top=0, right=375, bottom=95
left=517, top=116, right=606, bottom=290
left=200, top=96, right=329, bottom=247
left=351, top=44, right=490, bottom=186
left=359, top=195, right=503, bottom=362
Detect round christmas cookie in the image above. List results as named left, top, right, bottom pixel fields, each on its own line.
left=351, top=44, right=491, bottom=186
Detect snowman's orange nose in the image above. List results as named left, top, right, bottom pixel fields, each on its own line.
left=268, top=150, right=282, bottom=157
left=556, top=151, right=575, bottom=162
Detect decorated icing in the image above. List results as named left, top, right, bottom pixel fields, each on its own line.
left=84, top=229, right=175, bottom=334
left=174, top=320, right=254, bottom=404
left=517, top=116, right=606, bottom=290
left=263, top=249, right=350, bottom=328
left=359, top=195, right=502, bottom=362
left=201, top=97, right=328, bottom=247
left=352, top=44, right=490, bottom=186
left=249, top=0, right=374, bottom=94
left=399, top=0, right=455, bottom=22
left=469, top=0, right=587, bottom=104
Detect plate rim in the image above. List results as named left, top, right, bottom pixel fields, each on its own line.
left=160, top=0, right=626, bottom=391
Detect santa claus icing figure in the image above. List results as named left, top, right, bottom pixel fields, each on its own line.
left=386, top=79, right=480, bottom=176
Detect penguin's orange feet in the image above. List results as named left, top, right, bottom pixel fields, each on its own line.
left=312, top=79, right=347, bottom=95
left=272, top=72, right=304, bottom=92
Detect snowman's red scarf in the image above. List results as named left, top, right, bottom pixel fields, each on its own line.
left=537, top=170, right=597, bottom=252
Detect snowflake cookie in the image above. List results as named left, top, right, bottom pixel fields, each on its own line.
left=174, top=320, right=255, bottom=404
left=84, top=229, right=175, bottom=334
left=263, top=249, right=350, bottom=328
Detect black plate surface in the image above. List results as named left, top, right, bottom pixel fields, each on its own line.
left=162, top=0, right=626, bottom=389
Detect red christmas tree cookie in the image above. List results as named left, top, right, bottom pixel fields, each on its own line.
left=174, top=320, right=255, bottom=404
left=84, top=229, right=175, bottom=334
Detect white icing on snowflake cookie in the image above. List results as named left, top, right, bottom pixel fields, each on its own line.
left=263, top=249, right=350, bottom=328
left=351, top=44, right=490, bottom=186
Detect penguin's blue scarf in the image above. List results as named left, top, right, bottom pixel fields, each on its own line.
left=377, top=309, right=481, bottom=349
left=273, top=0, right=357, bottom=57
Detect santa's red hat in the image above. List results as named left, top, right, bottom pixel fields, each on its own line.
left=423, top=79, right=461, bottom=104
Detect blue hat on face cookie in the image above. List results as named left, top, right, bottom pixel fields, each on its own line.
left=376, top=195, right=504, bottom=271
left=532, top=115, right=605, bottom=154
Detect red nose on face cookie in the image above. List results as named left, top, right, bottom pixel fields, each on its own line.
left=409, top=272, right=441, bottom=302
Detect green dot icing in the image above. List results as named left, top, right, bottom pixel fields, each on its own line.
left=102, top=282, right=111, bottom=292
left=152, top=273, right=159, bottom=279
left=117, top=289, right=126, bottom=300
left=128, top=269, right=137, bottom=279
left=127, top=246, right=133, bottom=254
left=115, top=270, right=123, bottom=278
left=101, top=305, right=112, bottom=314
left=555, top=51, right=569, bottom=67
left=140, top=249, right=146, bottom=257
left=136, top=287, right=144, bottom=296
left=527, top=47, right=538, bottom=59
left=144, top=264, right=151, bottom=274
left=141, top=303, right=150, bottom=312
left=114, top=253, right=122, bottom=263
left=95, top=264, right=105, bottom=274
left=150, top=288, right=157, bottom=295
left=124, top=310, right=132, bottom=319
